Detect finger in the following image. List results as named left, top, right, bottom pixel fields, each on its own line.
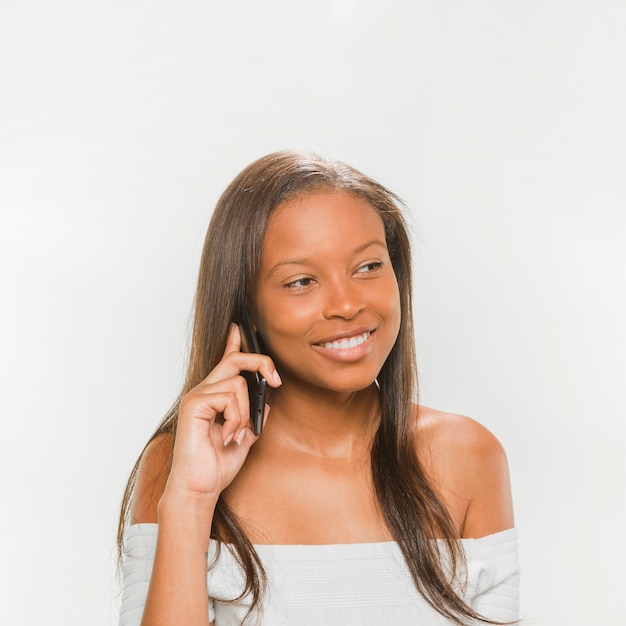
left=230, top=352, right=281, bottom=389
left=226, top=404, right=270, bottom=451
left=222, top=323, right=242, bottom=358
left=222, top=324, right=281, bottom=388
left=231, top=374, right=252, bottom=442
left=178, top=386, right=244, bottom=442
left=233, top=425, right=256, bottom=448
left=193, top=374, right=251, bottom=435
left=237, top=404, right=270, bottom=447
left=234, top=409, right=266, bottom=448
left=203, top=351, right=281, bottom=389
left=219, top=377, right=257, bottom=445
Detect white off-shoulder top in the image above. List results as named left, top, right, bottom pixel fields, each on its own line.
left=119, top=524, right=519, bottom=625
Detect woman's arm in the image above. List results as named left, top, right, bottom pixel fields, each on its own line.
left=125, top=325, right=281, bottom=626
left=131, top=436, right=217, bottom=626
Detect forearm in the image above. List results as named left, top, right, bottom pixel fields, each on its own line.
left=140, top=490, right=218, bottom=626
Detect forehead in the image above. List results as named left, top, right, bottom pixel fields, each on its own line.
left=263, top=191, right=385, bottom=252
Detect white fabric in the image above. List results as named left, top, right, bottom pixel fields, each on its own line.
left=120, top=525, right=519, bottom=626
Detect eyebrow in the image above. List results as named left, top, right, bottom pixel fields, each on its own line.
left=267, top=239, right=388, bottom=276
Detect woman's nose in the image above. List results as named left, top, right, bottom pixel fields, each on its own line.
left=322, top=278, right=364, bottom=320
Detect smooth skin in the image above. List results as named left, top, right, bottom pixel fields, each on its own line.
left=132, top=191, right=514, bottom=625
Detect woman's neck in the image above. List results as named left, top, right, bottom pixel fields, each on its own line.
left=259, top=381, right=380, bottom=460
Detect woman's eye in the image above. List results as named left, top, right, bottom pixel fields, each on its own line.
left=357, top=261, right=382, bottom=274
left=285, top=277, right=314, bottom=290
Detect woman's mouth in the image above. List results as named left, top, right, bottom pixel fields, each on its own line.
left=320, top=331, right=371, bottom=350
left=311, top=329, right=376, bottom=363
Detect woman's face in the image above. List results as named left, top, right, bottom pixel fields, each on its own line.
left=254, top=190, right=401, bottom=394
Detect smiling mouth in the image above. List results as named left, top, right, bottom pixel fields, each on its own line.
left=319, top=331, right=371, bottom=350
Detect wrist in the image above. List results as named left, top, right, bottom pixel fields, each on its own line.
left=158, top=486, right=218, bottom=536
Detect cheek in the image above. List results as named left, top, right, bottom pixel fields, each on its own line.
left=386, top=287, right=402, bottom=345
left=374, top=272, right=402, bottom=352
left=254, top=298, right=312, bottom=357
left=380, top=270, right=401, bottom=313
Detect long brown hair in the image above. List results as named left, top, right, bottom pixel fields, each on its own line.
left=118, top=150, right=506, bottom=625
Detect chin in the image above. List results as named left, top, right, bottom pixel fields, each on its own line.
left=307, top=370, right=380, bottom=395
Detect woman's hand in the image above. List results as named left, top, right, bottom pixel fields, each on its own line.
left=163, top=324, right=281, bottom=504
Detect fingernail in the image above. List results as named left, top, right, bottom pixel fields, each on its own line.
left=223, top=433, right=235, bottom=447
left=236, top=430, right=246, bottom=446
left=273, top=371, right=282, bottom=386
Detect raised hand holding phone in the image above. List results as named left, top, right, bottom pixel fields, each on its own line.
left=164, top=324, right=280, bottom=502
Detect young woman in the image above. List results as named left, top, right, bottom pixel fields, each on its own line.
left=118, top=151, right=519, bottom=626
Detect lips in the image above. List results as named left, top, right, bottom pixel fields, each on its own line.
left=319, top=331, right=371, bottom=350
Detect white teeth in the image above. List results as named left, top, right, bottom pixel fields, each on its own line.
left=322, top=332, right=370, bottom=350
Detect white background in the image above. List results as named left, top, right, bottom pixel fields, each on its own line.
left=1, top=1, right=624, bottom=624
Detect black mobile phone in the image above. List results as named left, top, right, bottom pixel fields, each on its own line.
left=239, top=311, right=267, bottom=436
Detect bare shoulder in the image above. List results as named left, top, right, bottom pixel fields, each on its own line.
left=130, top=433, right=174, bottom=524
left=416, top=405, right=508, bottom=469
left=415, top=405, right=514, bottom=538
